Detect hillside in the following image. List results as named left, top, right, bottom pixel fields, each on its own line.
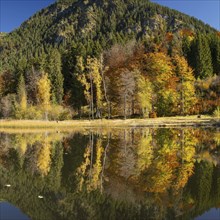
left=0, top=0, right=219, bottom=120
left=0, top=0, right=217, bottom=69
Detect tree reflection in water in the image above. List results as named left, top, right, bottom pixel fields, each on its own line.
left=0, top=128, right=219, bottom=220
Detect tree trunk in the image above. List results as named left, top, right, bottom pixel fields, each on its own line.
left=100, top=54, right=111, bottom=119
left=132, top=99, right=135, bottom=116
left=124, top=93, right=127, bottom=120
left=90, top=72, right=94, bottom=120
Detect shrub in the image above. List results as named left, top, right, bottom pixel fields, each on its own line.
left=0, top=94, right=16, bottom=118
left=25, top=105, right=43, bottom=120
left=213, top=106, right=220, bottom=118
left=48, top=105, right=72, bottom=121
left=149, top=111, right=157, bottom=118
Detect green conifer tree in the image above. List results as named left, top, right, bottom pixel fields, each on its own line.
left=47, top=49, right=64, bottom=104
left=195, top=34, right=213, bottom=79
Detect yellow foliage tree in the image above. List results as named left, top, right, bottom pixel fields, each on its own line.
left=37, top=73, right=51, bottom=120
left=86, top=57, right=102, bottom=118
left=143, top=52, right=178, bottom=116
left=173, top=55, right=197, bottom=115
left=37, top=139, right=52, bottom=176
left=136, top=73, right=153, bottom=118
left=77, top=56, right=103, bottom=119
left=88, top=138, right=104, bottom=191
left=76, top=145, right=91, bottom=191
left=136, top=130, right=153, bottom=172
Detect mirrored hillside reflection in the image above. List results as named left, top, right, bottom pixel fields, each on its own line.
left=0, top=128, right=220, bottom=220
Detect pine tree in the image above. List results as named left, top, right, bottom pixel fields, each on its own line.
left=194, top=34, right=213, bottom=79
left=47, top=49, right=64, bottom=104
left=210, top=34, right=220, bottom=75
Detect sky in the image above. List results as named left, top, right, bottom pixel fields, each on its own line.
left=152, top=0, right=220, bottom=30
left=0, top=0, right=219, bottom=33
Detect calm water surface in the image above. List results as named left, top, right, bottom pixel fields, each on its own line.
left=0, top=127, right=219, bottom=220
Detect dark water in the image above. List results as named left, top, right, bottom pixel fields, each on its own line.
left=0, top=127, right=220, bottom=220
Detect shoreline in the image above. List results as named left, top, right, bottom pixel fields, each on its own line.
left=0, top=116, right=219, bottom=129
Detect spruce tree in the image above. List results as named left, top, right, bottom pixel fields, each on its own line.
left=210, top=34, right=220, bottom=75
left=47, top=49, right=64, bottom=104
left=194, top=34, right=213, bottom=79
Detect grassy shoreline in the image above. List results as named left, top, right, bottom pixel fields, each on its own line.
left=0, top=115, right=219, bottom=129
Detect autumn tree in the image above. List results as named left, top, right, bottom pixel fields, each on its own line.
left=86, top=57, right=102, bottom=118
left=136, top=72, right=153, bottom=118
left=37, top=138, right=52, bottom=176
left=37, top=73, right=51, bottom=120
left=16, top=74, right=27, bottom=118
left=100, top=53, right=110, bottom=119
left=118, top=69, right=136, bottom=119
left=143, top=52, right=178, bottom=116
left=77, top=56, right=102, bottom=119
left=173, top=55, right=197, bottom=115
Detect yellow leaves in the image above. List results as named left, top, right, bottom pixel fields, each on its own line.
left=145, top=52, right=176, bottom=92
left=173, top=55, right=197, bottom=114
left=76, top=138, right=104, bottom=192
left=76, top=56, right=103, bottom=109
left=136, top=134, right=153, bottom=171
left=37, top=73, right=51, bottom=109
left=173, top=163, right=194, bottom=191
left=88, top=138, right=104, bottom=191
left=148, top=161, right=173, bottom=193
left=76, top=56, right=85, bottom=73
left=173, top=55, right=195, bottom=82
left=214, top=131, right=220, bottom=145
left=37, top=139, right=52, bottom=176
left=77, top=73, right=90, bottom=102
left=87, top=57, right=103, bottom=108
left=13, top=134, right=27, bottom=156
left=76, top=146, right=91, bottom=191
left=136, top=75, right=153, bottom=117
left=20, top=94, right=27, bottom=111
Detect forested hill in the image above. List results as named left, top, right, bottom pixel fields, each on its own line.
left=0, top=0, right=219, bottom=120
left=0, top=0, right=217, bottom=69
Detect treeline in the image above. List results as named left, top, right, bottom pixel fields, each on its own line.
left=0, top=0, right=220, bottom=119
left=0, top=32, right=220, bottom=119
left=0, top=48, right=70, bottom=120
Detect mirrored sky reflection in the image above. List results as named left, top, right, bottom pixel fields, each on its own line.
left=0, top=202, right=30, bottom=220
left=195, top=208, right=220, bottom=220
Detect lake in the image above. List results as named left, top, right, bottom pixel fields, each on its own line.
left=0, top=127, right=219, bottom=220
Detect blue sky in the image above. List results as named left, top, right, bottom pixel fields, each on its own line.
left=152, top=0, right=220, bottom=30
left=0, top=0, right=219, bottom=32
left=0, top=0, right=54, bottom=32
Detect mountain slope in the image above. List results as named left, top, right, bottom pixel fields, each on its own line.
left=0, top=0, right=217, bottom=71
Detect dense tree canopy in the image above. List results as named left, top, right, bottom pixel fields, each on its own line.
left=0, top=0, right=219, bottom=119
